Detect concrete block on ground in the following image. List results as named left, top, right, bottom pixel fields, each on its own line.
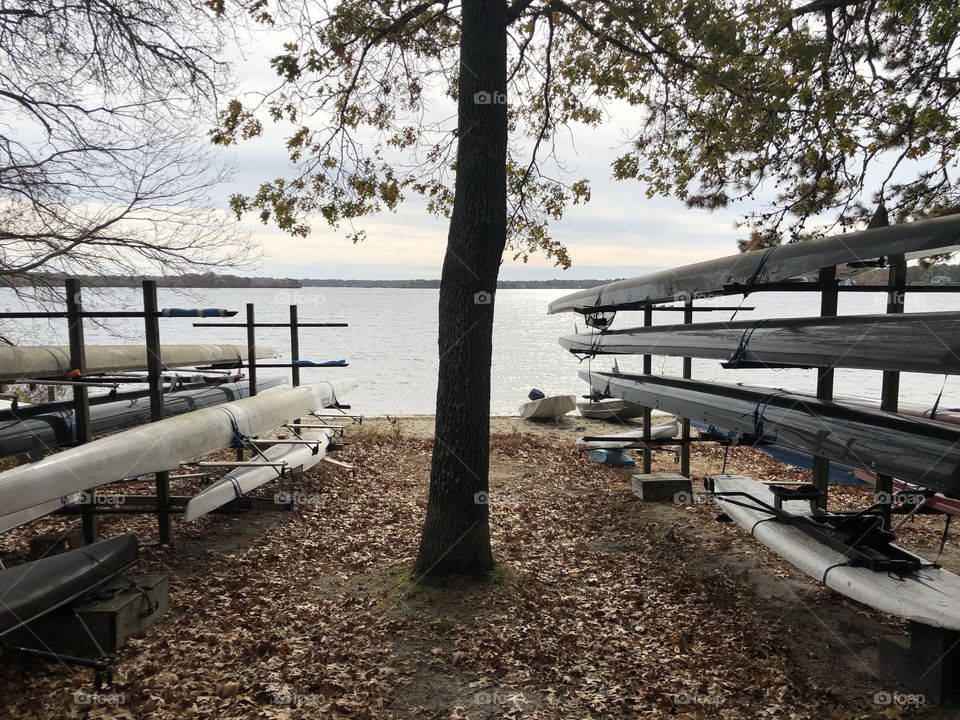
left=631, top=472, right=692, bottom=503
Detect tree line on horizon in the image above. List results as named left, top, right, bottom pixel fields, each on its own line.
left=1, top=274, right=630, bottom=290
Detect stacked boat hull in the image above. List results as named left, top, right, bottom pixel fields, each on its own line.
left=0, top=377, right=287, bottom=459
left=583, top=370, right=960, bottom=497
left=0, top=379, right=357, bottom=526
left=712, top=475, right=960, bottom=630
left=0, top=343, right=279, bottom=381
left=560, top=312, right=960, bottom=375
left=549, top=213, right=960, bottom=313
left=184, top=430, right=333, bottom=521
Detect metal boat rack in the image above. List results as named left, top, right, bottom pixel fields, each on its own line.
left=189, top=302, right=361, bottom=467
left=576, top=211, right=960, bottom=523
left=0, top=280, right=358, bottom=543
left=192, top=303, right=351, bottom=394
left=0, top=279, right=240, bottom=544
left=567, top=213, right=960, bottom=703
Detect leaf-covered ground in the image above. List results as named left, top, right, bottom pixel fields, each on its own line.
left=0, top=416, right=956, bottom=719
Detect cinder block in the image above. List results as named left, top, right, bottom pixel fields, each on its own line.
left=631, top=472, right=692, bottom=502
left=28, top=528, right=86, bottom=560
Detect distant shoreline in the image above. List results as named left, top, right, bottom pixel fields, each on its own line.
left=299, top=279, right=619, bottom=289
left=2, top=274, right=620, bottom=290
left=5, top=261, right=956, bottom=290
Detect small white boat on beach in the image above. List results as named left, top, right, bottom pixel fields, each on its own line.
left=576, top=398, right=645, bottom=421
left=519, top=392, right=575, bottom=420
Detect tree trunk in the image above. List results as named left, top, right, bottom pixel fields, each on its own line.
left=413, top=0, right=507, bottom=577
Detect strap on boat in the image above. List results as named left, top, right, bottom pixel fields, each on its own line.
left=749, top=516, right=778, bottom=535
left=743, top=247, right=777, bottom=293
left=51, top=402, right=78, bottom=445
left=821, top=561, right=850, bottom=584
left=725, top=321, right=766, bottom=368
left=573, top=327, right=610, bottom=363
left=214, top=406, right=286, bottom=480
left=750, top=389, right=792, bottom=439
left=228, top=476, right=245, bottom=498
left=215, top=407, right=247, bottom=449
left=729, top=246, right=777, bottom=320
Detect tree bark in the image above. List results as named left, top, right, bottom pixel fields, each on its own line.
left=413, top=0, right=507, bottom=577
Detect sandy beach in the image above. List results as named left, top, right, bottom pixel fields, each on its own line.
left=1, top=415, right=957, bottom=718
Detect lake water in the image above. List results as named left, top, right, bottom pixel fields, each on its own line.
left=1, top=286, right=958, bottom=415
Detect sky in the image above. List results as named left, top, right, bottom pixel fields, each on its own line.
left=214, top=21, right=756, bottom=282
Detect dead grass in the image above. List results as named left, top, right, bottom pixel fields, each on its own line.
left=0, top=421, right=955, bottom=718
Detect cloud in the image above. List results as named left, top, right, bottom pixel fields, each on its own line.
left=218, top=31, right=752, bottom=280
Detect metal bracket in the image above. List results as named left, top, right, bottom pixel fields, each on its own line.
left=193, top=461, right=289, bottom=468
left=311, top=411, right=363, bottom=425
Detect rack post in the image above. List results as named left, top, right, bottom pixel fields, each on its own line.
left=878, top=253, right=905, bottom=529
left=289, top=305, right=300, bottom=388
left=811, top=266, right=838, bottom=509
left=642, top=302, right=653, bottom=474
left=246, top=303, right=257, bottom=396
left=66, top=279, right=96, bottom=544
left=680, top=298, right=693, bottom=478
left=143, top=280, right=171, bottom=543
